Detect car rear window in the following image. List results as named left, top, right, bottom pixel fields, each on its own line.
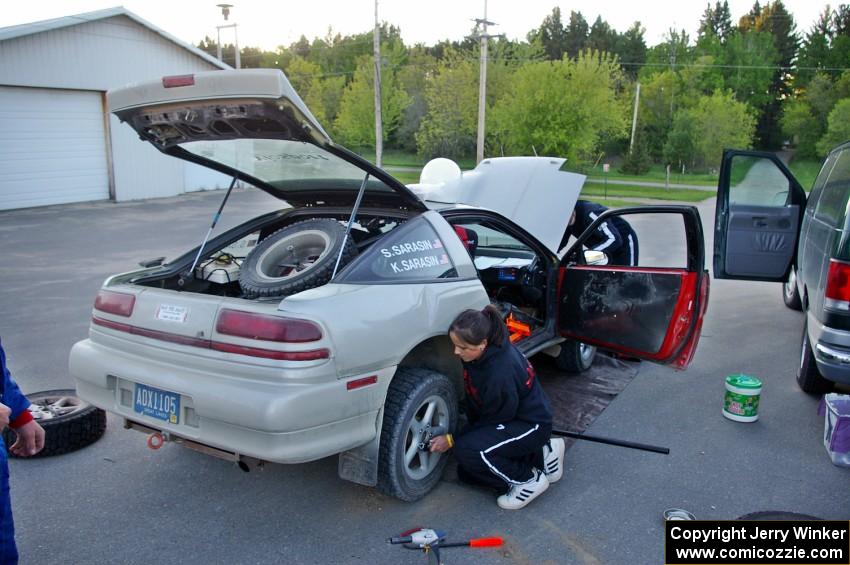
left=815, top=148, right=850, bottom=228
left=339, top=218, right=456, bottom=282
left=181, top=138, right=397, bottom=195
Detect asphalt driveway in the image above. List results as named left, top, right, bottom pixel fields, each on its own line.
left=0, top=189, right=847, bottom=564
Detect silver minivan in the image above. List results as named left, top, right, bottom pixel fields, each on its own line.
left=714, top=143, right=850, bottom=393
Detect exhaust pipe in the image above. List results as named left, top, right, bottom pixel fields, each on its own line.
left=236, top=456, right=265, bottom=473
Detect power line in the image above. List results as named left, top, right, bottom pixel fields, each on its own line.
left=12, top=14, right=848, bottom=76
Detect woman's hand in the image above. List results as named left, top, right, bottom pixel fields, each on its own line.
left=429, top=435, right=451, bottom=453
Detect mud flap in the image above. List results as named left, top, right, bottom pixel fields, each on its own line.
left=337, top=406, right=384, bottom=486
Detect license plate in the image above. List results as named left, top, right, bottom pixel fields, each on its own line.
left=134, top=383, right=180, bottom=425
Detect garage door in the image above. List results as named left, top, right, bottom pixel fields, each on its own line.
left=0, top=86, right=109, bottom=210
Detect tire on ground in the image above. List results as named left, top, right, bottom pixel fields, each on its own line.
left=238, top=218, right=358, bottom=298
left=377, top=367, right=458, bottom=502
left=555, top=340, right=597, bottom=373
left=797, top=318, right=833, bottom=394
left=3, top=389, right=107, bottom=458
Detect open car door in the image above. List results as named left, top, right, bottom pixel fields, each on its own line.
left=558, top=206, right=708, bottom=370
left=713, top=150, right=806, bottom=281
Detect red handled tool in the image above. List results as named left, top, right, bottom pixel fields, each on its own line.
left=388, top=528, right=503, bottom=564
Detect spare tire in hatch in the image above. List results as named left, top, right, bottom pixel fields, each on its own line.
left=239, top=218, right=359, bottom=298
left=2, top=389, right=107, bottom=458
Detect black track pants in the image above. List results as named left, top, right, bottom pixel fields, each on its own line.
left=453, top=421, right=551, bottom=490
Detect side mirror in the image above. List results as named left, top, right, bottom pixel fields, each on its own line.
left=584, top=250, right=607, bottom=265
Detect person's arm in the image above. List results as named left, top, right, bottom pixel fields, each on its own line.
left=1, top=343, right=45, bottom=456
left=1, top=344, right=31, bottom=426
left=588, top=214, right=623, bottom=255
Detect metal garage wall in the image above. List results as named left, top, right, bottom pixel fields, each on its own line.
left=0, top=86, right=109, bottom=210
left=0, top=11, right=227, bottom=206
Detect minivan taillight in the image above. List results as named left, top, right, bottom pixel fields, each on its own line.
left=216, top=309, right=323, bottom=342
left=825, top=259, right=850, bottom=311
left=94, top=290, right=136, bottom=317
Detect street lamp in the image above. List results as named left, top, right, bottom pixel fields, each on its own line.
left=215, top=3, right=240, bottom=69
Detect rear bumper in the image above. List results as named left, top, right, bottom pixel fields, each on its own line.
left=70, top=336, right=393, bottom=463
left=810, top=317, right=850, bottom=385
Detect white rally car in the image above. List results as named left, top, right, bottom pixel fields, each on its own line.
left=69, top=69, right=708, bottom=501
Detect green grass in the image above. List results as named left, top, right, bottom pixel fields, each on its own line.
left=358, top=150, right=477, bottom=169
left=387, top=163, right=716, bottom=203
left=787, top=159, right=822, bottom=191
left=360, top=150, right=821, bottom=193
left=389, top=170, right=420, bottom=184
left=585, top=198, right=644, bottom=208
left=581, top=182, right=716, bottom=202
left=581, top=164, right=718, bottom=187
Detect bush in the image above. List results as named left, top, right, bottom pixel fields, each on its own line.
left=619, top=131, right=651, bottom=174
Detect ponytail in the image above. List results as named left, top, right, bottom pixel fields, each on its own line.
left=448, top=305, right=508, bottom=348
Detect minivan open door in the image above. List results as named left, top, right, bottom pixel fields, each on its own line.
left=714, top=150, right=806, bottom=281
left=557, top=206, right=708, bottom=370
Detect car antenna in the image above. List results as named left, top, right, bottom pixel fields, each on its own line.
left=332, top=172, right=369, bottom=280
left=181, top=176, right=239, bottom=286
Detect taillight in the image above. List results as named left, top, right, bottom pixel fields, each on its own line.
left=825, top=259, right=850, bottom=311
left=94, top=290, right=135, bottom=317
left=216, top=309, right=322, bottom=342
left=162, top=74, right=194, bottom=88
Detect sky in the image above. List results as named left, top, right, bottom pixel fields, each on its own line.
left=1, top=1, right=829, bottom=51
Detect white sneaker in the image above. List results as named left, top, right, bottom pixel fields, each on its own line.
left=543, top=438, right=566, bottom=483
left=496, top=470, right=549, bottom=510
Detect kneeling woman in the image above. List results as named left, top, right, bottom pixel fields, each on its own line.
left=430, top=306, right=565, bottom=510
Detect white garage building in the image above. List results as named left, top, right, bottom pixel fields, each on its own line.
left=0, top=7, right=232, bottom=211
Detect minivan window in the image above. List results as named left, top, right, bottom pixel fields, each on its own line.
left=728, top=156, right=791, bottom=206
left=814, top=149, right=850, bottom=226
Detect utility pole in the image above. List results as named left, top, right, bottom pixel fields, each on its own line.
left=373, top=0, right=383, bottom=168
left=629, top=82, right=640, bottom=154
left=473, top=1, right=502, bottom=165
left=216, top=4, right=240, bottom=69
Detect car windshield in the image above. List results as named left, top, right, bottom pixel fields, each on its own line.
left=181, top=138, right=396, bottom=194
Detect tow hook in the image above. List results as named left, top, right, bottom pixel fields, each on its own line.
left=146, top=432, right=165, bottom=450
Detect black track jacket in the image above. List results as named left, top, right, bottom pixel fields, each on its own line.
left=462, top=336, right=553, bottom=428
left=560, top=200, right=638, bottom=266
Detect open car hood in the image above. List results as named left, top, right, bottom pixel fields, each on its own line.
left=108, top=69, right=425, bottom=211
left=410, top=157, right=584, bottom=254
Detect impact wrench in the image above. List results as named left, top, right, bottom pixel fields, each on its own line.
left=388, top=528, right=503, bottom=565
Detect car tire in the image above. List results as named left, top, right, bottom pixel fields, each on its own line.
left=377, top=367, right=458, bottom=502
left=797, top=318, right=834, bottom=394
left=782, top=266, right=802, bottom=311
left=2, top=389, right=107, bottom=458
left=555, top=340, right=597, bottom=373
left=239, top=218, right=358, bottom=298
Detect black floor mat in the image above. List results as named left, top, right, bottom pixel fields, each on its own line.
left=534, top=352, right=641, bottom=450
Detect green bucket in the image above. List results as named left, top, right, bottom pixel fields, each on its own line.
left=723, top=374, right=762, bottom=422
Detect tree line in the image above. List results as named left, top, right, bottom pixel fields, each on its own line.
left=198, top=1, right=850, bottom=171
